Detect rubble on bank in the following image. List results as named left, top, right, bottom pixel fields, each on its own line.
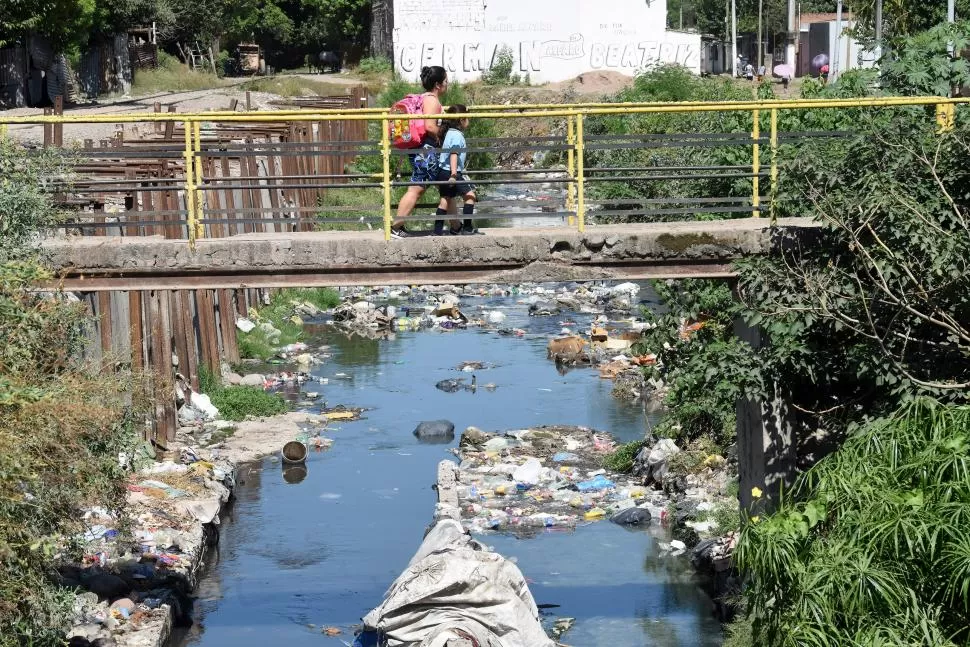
left=65, top=449, right=235, bottom=647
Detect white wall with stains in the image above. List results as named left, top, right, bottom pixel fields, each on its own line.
left=393, top=0, right=701, bottom=83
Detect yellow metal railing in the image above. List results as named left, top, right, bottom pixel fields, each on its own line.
left=3, top=95, right=965, bottom=244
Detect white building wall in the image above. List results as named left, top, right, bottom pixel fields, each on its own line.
left=393, top=0, right=702, bottom=83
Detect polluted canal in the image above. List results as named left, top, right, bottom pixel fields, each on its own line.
left=173, top=284, right=724, bottom=647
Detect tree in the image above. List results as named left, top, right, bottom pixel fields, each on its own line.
left=851, top=0, right=970, bottom=43
left=740, top=111, right=970, bottom=399
left=0, top=0, right=96, bottom=50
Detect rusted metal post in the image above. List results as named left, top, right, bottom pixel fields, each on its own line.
left=53, top=96, right=63, bottom=147
left=566, top=115, right=576, bottom=227
left=752, top=109, right=761, bottom=218
left=129, top=290, right=143, bottom=370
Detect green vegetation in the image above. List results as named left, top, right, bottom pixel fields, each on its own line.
left=736, top=400, right=970, bottom=645
left=237, top=288, right=338, bottom=360
left=197, top=366, right=287, bottom=421
left=615, top=27, right=970, bottom=644
left=603, top=439, right=648, bottom=472
left=209, top=386, right=287, bottom=421
left=482, top=45, right=525, bottom=85
left=0, top=135, right=146, bottom=646
left=132, top=52, right=224, bottom=94
left=633, top=279, right=757, bottom=449
left=584, top=66, right=756, bottom=221
left=696, top=500, right=741, bottom=537
left=315, top=186, right=383, bottom=231
left=354, top=56, right=393, bottom=83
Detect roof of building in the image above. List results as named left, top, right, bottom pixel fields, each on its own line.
left=800, top=12, right=854, bottom=29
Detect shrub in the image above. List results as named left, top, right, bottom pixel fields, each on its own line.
left=0, top=134, right=146, bottom=646
left=209, top=386, right=287, bottom=421
left=356, top=56, right=392, bottom=77
left=482, top=45, right=516, bottom=85
left=603, top=439, right=648, bottom=472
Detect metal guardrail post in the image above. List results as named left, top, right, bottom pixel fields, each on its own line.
left=770, top=108, right=778, bottom=223
left=380, top=116, right=393, bottom=241
left=752, top=109, right=761, bottom=218
left=575, top=112, right=586, bottom=233
left=184, top=119, right=197, bottom=249
left=566, top=115, right=576, bottom=227
left=937, top=103, right=956, bottom=133
left=193, top=121, right=205, bottom=240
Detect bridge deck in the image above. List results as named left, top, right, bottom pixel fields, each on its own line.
left=43, top=218, right=817, bottom=290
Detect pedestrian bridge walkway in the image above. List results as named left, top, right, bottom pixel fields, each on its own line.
left=43, top=218, right=816, bottom=290
left=8, top=93, right=963, bottom=289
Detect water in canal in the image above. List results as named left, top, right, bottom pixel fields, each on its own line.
left=174, top=285, right=723, bottom=647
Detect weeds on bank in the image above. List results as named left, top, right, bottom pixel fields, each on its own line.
left=237, top=288, right=339, bottom=360
left=316, top=186, right=384, bottom=231
left=210, top=386, right=287, bottom=421
left=198, top=366, right=287, bottom=421
left=603, top=439, right=648, bottom=472
left=132, top=52, right=225, bottom=94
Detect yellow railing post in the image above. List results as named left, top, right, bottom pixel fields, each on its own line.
left=193, top=121, right=205, bottom=240
left=751, top=109, right=761, bottom=218
left=936, top=102, right=956, bottom=133
left=380, top=116, right=393, bottom=241
left=183, top=119, right=197, bottom=249
left=770, top=108, right=778, bottom=223
left=566, top=115, right=576, bottom=227
left=575, top=112, right=586, bottom=232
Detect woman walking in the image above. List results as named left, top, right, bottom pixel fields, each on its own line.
left=390, top=65, right=448, bottom=238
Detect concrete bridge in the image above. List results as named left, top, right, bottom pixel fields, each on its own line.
left=43, top=218, right=815, bottom=290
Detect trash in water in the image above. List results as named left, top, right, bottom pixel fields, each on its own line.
left=322, top=405, right=364, bottom=421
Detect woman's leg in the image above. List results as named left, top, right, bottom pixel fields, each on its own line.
left=392, top=185, right=424, bottom=229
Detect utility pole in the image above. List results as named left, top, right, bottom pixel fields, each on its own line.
left=875, top=0, right=882, bottom=54
left=948, top=0, right=956, bottom=57
left=731, top=0, right=738, bottom=76
left=758, top=0, right=764, bottom=70
left=786, top=0, right=796, bottom=69
left=833, top=0, right=843, bottom=78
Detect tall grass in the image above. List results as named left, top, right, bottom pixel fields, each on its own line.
left=735, top=399, right=970, bottom=646
left=131, top=52, right=225, bottom=95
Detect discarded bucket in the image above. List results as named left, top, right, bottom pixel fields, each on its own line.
left=282, top=441, right=308, bottom=464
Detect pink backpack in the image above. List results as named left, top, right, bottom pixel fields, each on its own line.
left=388, top=94, right=428, bottom=149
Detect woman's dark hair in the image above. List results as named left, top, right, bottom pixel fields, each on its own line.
left=439, top=104, right=468, bottom=141
left=420, top=66, right=447, bottom=91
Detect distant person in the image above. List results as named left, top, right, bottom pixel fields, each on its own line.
left=390, top=65, right=448, bottom=238
left=782, top=73, right=791, bottom=91
left=757, top=64, right=766, bottom=82
left=744, top=63, right=754, bottom=81
left=735, top=55, right=743, bottom=77
left=820, top=63, right=830, bottom=85
left=433, top=105, right=481, bottom=236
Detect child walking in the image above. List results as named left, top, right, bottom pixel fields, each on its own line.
left=433, top=105, right=481, bottom=235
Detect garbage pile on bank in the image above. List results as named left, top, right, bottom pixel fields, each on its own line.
left=65, top=449, right=235, bottom=646
left=455, top=425, right=670, bottom=535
